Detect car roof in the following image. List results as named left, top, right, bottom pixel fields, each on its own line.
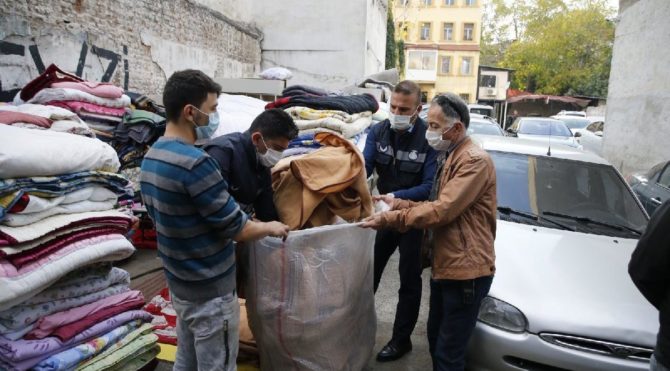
left=552, top=115, right=591, bottom=121
left=518, top=117, right=563, bottom=122
left=470, top=117, right=498, bottom=125
left=474, top=136, right=611, bottom=165
left=468, top=104, right=493, bottom=109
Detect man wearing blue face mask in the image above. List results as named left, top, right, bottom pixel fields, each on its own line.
left=140, top=70, right=290, bottom=371
left=362, top=80, right=438, bottom=362
left=204, top=109, right=298, bottom=222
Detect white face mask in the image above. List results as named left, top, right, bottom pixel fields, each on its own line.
left=425, top=125, right=456, bottom=151
left=258, top=137, right=283, bottom=168
left=389, top=112, right=414, bottom=131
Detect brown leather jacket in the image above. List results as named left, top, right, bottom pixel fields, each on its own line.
left=381, top=137, right=497, bottom=280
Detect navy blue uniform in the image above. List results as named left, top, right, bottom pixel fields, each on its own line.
left=363, top=118, right=437, bottom=346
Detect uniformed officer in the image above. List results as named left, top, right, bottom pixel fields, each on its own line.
left=363, top=80, right=438, bottom=362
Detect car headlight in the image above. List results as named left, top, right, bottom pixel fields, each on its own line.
left=478, top=296, right=528, bottom=333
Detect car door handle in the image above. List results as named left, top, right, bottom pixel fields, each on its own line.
left=651, top=197, right=663, bottom=205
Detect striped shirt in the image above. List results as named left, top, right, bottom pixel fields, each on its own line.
left=140, top=137, right=247, bottom=300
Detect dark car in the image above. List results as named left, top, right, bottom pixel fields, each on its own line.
left=629, top=160, right=670, bottom=215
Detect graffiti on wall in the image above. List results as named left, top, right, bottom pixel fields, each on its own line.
left=0, top=36, right=128, bottom=102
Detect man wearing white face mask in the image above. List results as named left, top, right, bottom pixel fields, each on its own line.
left=363, top=80, right=438, bottom=362
left=140, top=70, right=290, bottom=371
left=362, top=93, right=497, bottom=371
left=205, top=109, right=298, bottom=222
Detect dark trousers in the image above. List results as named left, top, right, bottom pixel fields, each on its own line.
left=427, top=275, right=493, bottom=371
left=373, top=228, right=424, bottom=346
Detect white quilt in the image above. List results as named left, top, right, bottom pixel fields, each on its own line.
left=2, top=199, right=116, bottom=227
left=294, top=115, right=372, bottom=139
left=26, top=88, right=131, bottom=108
left=0, top=104, right=94, bottom=137
left=209, top=94, right=267, bottom=139
left=0, top=125, right=120, bottom=178
left=0, top=234, right=134, bottom=311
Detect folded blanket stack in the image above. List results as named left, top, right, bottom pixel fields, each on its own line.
left=112, top=110, right=166, bottom=202
left=143, top=288, right=178, bottom=346
left=269, top=93, right=378, bottom=160
left=0, top=103, right=94, bottom=137
left=0, top=125, right=158, bottom=371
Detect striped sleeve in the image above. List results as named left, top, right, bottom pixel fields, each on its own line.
left=184, top=156, right=248, bottom=238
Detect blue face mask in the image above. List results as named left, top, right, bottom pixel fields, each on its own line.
left=190, top=106, right=220, bottom=140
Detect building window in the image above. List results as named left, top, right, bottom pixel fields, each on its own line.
left=465, top=0, right=476, bottom=6
left=440, top=56, right=451, bottom=74
left=460, top=93, right=471, bottom=102
left=463, top=23, right=474, bottom=41
left=444, top=0, right=455, bottom=5
left=480, top=75, right=496, bottom=87
left=408, top=50, right=437, bottom=71
left=420, top=22, right=432, bottom=41
left=443, top=23, right=453, bottom=41
left=422, top=0, right=432, bottom=5
left=421, top=91, right=429, bottom=103
left=460, top=57, right=472, bottom=75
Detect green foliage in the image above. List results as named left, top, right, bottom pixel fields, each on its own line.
left=397, top=39, right=405, bottom=74
left=386, top=4, right=397, bottom=70
left=481, top=0, right=615, bottom=97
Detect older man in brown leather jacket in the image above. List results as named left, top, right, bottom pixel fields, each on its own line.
left=363, top=93, right=496, bottom=371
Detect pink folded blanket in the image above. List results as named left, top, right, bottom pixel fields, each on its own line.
left=50, top=81, right=124, bottom=99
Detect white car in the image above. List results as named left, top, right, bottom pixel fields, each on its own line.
left=575, top=120, right=605, bottom=156
left=469, top=104, right=494, bottom=117
left=507, top=117, right=583, bottom=149
left=557, top=110, right=587, bottom=117
left=551, top=115, right=592, bottom=138
left=466, top=136, right=654, bottom=371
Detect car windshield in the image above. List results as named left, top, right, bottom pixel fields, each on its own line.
left=490, top=151, right=648, bottom=237
left=555, top=117, right=591, bottom=130
left=469, top=121, right=503, bottom=136
left=519, top=120, right=572, bottom=137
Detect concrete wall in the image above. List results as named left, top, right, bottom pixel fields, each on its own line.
left=252, top=0, right=387, bottom=90
left=0, top=0, right=262, bottom=102
left=603, top=0, right=670, bottom=175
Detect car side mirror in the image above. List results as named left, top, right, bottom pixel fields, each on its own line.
left=595, top=131, right=603, bottom=137
left=574, top=132, right=582, bottom=138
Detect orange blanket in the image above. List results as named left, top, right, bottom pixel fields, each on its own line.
left=272, top=132, right=373, bottom=230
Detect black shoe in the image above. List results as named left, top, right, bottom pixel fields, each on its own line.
left=376, top=341, right=412, bottom=362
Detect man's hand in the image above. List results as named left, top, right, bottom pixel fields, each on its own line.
left=360, top=213, right=385, bottom=230
left=264, top=221, right=290, bottom=240
left=372, top=193, right=395, bottom=205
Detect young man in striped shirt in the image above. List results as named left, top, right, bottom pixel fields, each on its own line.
left=140, top=69, right=289, bottom=371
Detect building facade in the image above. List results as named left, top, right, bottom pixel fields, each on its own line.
left=394, top=0, right=482, bottom=103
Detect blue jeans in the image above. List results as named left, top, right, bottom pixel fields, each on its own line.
left=172, top=291, right=240, bottom=371
left=427, top=276, right=493, bottom=371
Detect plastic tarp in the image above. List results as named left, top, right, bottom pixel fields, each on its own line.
left=247, top=223, right=376, bottom=371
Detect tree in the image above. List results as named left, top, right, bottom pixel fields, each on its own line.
left=385, top=4, right=397, bottom=70
left=481, top=0, right=615, bottom=96
left=397, top=39, right=405, bottom=75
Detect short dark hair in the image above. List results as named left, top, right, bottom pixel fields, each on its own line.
left=431, top=93, right=470, bottom=128
left=250, top=109, right=299, bottom=140
left=163, top=69, right=222, bottom=122
left=393, top=80, right=422, bottom=106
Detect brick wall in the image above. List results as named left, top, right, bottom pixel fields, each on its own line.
left=0, top=0, right=262, bottom=102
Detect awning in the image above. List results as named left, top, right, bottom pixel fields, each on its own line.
left=506, top=94, right=590, bottom=107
